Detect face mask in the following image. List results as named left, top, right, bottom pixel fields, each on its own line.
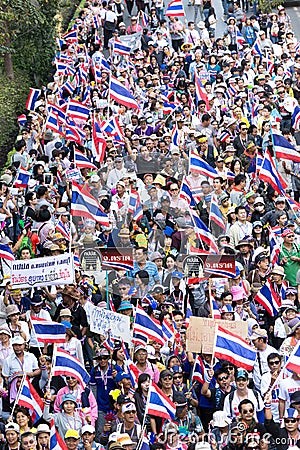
left=255, top=205, right=264, bottom=212
left=147, top=118, right=153, bottom=124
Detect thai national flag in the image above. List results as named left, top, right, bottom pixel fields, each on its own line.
left=52, top=347, right=90, bottom=386
left=132, top=330, right=148, bottom=346
left=139, top=11, right=149, bottom=27
left=45, top=111, right=64, bottom=135
left=189, top=151, right=218, bottom=178
left=272, top=128, right=300, bottom=162
left=236, top=30, right=245, bottom=45
left=189, top=207, right=218, bottom=253
left=25, top=88, right=41, bottom=111
left=171, top=125, right=179, bottom=146
left=195, top=71, right=209, bottom=110
left=122, top=342, right=140, bottom=386
left=266, top=54, right=274, bottom=74
left=259, top=149, right=288, bottom=194
left=93, top=14, right=101, bottom=28
left=212, top=299, right=221, bottom=319
left=219, top=131, right=230, bottom=143
left=62, top=80, right=75, bottom=95
left=252, top=39, right=262, bottom=56
left=71, top=181, right=110, bottom=227
left=128, top=191, right=140, bottom=214
left=163, top=102, right=177, bottom=115
left=66, top=118, right=85, bottom=144
left=114, top=39, right=131, bottom=56
left=146, top=382, right=176, bottom=419
left=109, top=76, right=139, bottom=109
left=180, top=177, right=196, bottom=206
left=74, top=149, right=97, bottom=170
left=166, top=0, right=185, bottom=16
left=18, top=376, right=44, bottom=423
left=102, top=334, right=117, bottom=351
left=56, top=220, right=71, bottom=240
left=56, top=62, right=68, bottom=75
left=254, top=279, right=282, bottom=317
left=50, top=418, right=68, bottom=450
left=285, top=194, right=300, bottom=213
left=214, top=326, right=257, bottom=371
left=67, top=99, right=90, bottom=122
left=62, top=28, right=78, bottom=42
left=73, top=254, right=81, bottom=267
left=17, top=114, right=27, bottom=127
left=292, top=105, right=300, bottom=131
left=286, top=342, right=300, bottom=373
left=133, top=204, right=143, bottom=222
left=192, top=354, right=205, bottom=384
left=269, top=227, right=280, bottom=267
left=47, top=103, right=66, bottom=123
left=0, top=244, right=14, bottom=261
left=256, top=152, right=263, bottom=176
left=162, top=318, right=174, bottom=341
left=185, top=298, right=193, bottom=325
left=92, top=119, right=106, bottom=162
left=31, top=317, right=66, bottom=344
left=101, top=55, right=111, bottom=72
left=134, top=304, right=165, bottom=345
left=210, top=194, right=226, bottom=231
left=15, top=167, right=30, bottom=188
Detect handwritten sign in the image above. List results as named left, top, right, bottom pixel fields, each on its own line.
left=186, top=316, right=248, bottom=354
left=11, top=254, right=74, bottom=288
left=90, top=307, right=131, bottom=343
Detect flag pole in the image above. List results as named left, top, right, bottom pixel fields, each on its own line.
left=211, top=324, right=218, bottom=368
left=10, top=373, right=26, bottom=419
left=107, top=71, right=111, bottom=123
left=47, top=343, right=57, bottom=389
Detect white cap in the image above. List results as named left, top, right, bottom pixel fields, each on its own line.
left=81, top=425, right=95, bottom=435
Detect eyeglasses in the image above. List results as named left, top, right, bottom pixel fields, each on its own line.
left=242, top=409, right=254, bottom=414
left=284, top=418, right=298, bottom=423
left=162, top=375, right=173, bottom=381
left=269, top=360, right=280, bottom=365
left=218, top=376, right=229, bottom=382
left=23, top=440, right=35, bottom=446
left=173, top=375, right=183, bottom=380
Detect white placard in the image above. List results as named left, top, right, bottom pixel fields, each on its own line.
left=90, top=307, right=131, bottom=343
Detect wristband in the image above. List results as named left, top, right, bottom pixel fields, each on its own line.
left=204, top=372, right=212, bottom=383
left=264, top=403, right=271, bottom=409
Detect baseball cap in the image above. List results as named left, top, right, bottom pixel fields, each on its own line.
left=65, top=430, right=80, bottom=440
left=81, top=425, right=95, bottom=435
left=121, top=402, right=136, bottom=413
left=236, top=369, right=249, bottom=379
left=5, top=423, right=20, bottom=433
left=11, top=336, right=25, bottom=345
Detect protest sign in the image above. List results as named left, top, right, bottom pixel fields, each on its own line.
left=90, top=307, right=131, bottom=343
left=186, top=316, right=248, bottom=354
left=11, top=253, right=74, bottom=288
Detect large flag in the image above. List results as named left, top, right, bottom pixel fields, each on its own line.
left=286, top=341, right=300, bottom=373
left=210, top=193, right=226, bottom=236
left=50, top=418, right=68, bottom=450
left=254, top=279, right=282, bottom=316
left=0, top=243, right=15, bottom=261
left=56, top=220, right=71, bottom=240
left=92, top=119, right=106, bottom=162
left=272, top=129, right=300, bottom=163
left=269, top=227, right=280, bottom=267
left=189, top=152, right=218, bottom=178
left=122, top=342, right=140, bottom=386
left=71, top=181, right=110, bottom=226
left=195, top=71, right=209, bottom=110
left=110, top=76, right=139, bottom=109
left=18, top=376, right=44, bottom=423
left=15, top=167, right=30, bottom=188
left=189, top=207, right=219, bottom=253
left=259, top=149, right=288, bottom=193
left=30, top=317, right=66, bottom=344
left=74, top=149, right=97, bottom=170
left=134, top=304, right=165, bottom=345
left=114, top=39, right=131, bottom=56
left=292, top=105, right=300, bottom=130
left=165, top=0, right=185, bottom=16
left=67, top=99, right=90, bottom=122
left=52, top=347, right=90, bottom=386
left=179, top=177, right=196, bottom=207
left=25, top=88, right=41, bottom=111
left=214, top=326, right=257, bottom=370
left=191, top=354, right=205, bottom=384
left=146, top=382, right=176, bottom=419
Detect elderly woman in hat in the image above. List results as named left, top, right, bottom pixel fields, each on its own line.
left=6, top=304, right=29, bottom=342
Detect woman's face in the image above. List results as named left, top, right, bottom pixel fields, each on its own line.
left=234, top=161, right=241, bottom=172
left=165, top=236, right=172, bottom=247
left=63, top=400, right=76, bottom=414
left=16, top=412, right=29, bottom=428
left=117, top=349, right=125, bottom=361
left=166, top=257, right=175, bottom=271
left=140, top=378, right=150, bottom=392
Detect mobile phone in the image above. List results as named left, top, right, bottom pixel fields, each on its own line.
left=44, top=174, right=53, bottom=185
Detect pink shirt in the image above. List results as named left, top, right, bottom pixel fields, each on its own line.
left=54, top=385, right=98, bottom=426
left=137, top=361, right=160, bottom=384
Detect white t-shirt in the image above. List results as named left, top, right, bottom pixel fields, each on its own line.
left=278, top=376, right=300, bottom=411
left=223, top=388, right=264, bottom=420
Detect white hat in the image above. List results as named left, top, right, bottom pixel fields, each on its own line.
left=254, top=196, right=265, bottom=205
left=90, top=174, right=100, bottom=183
left=5, top=423, right=20, bottom=433
left=81, top=425, right=95, bottom=435
left=117, top=434, right=134, bottom=446
left=37, top=424, right=50, bottom=434
left=121, top=402, right=136, bottom=413
left=197, top=21, right=206, bottom=28
left=11, top=336, right=25, bottom=345
left=211, top=411, right=232, bottom=428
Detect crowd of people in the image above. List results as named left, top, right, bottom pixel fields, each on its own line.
left=1, top=0, right=300, bottom=448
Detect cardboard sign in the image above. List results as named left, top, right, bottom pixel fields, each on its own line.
left=10, top=254, right=74, bottom=288
left=90, top=307, right=131, bottom=343
left=186, top=316, right=248, bottom=354
left=99, top=247, right=133, bottom=271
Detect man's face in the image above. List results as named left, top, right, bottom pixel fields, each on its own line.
left=123, top=409, right=137, bottom=424
left=237, top=209, right=247, bottom=221
left=236, top=376, right=248, bottom=390
left=284, top=417, right=299, bottom=433
left=173, top=314, right=183, bottom=330
left=66, top=376, right=78, bottom=389
left=21, top=436, right=37, bottom=450
left=252, top=337, right=265, bottom=351
left=81, top=432, right=95, bottom=445
left=65, top=438, right=80, bottom=450
left=97, top=355, right=109, bottom=368
left=13, top=343, right=25, bottom=356
left=135, top=350, right=147, bottom=363
left=20, top=249, right=31, bottom=260
left=134, top=249, right=146, bottom=263
left=240, top=403, right=255, bottom=423
left=239, top=244, right=250, bottom=255
left=268, top=357, right=281, bottom=374
left=217, top=372, right=230, bottom=390
left=213, top=179, right=222, bottom=190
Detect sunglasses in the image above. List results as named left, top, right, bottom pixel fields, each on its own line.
left=162, top=375, right=173, bottom=381
left=242, top=409, right=254, bottom=414
left=218, top=376, right=229, bottom=382
left=285, top=418, right=298, bottom=423
left=173, top=375, right=183, bottom=380
left=269, top=360, right=280, bottom=365
left=224, top=366, right=234, bottom=370
left=66, top=376, right=76, bottom=380
left=23, top=440, right=35, bottom=446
